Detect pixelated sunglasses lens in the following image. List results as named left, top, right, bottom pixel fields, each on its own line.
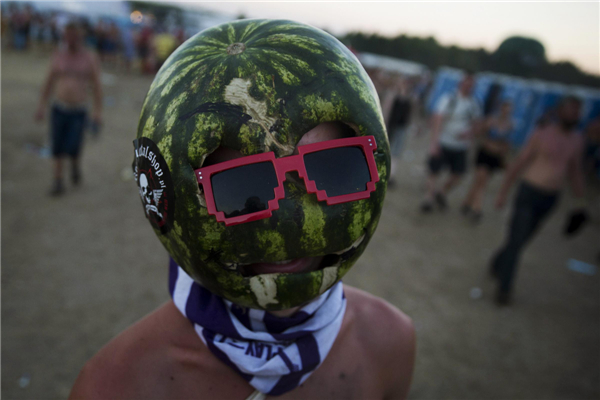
left=211, top=162, right=278, bottom=218
left=304, top=147, right=371, bottom=197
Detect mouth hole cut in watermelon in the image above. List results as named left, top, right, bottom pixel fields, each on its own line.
left=221, top=232, right=366, bottom=277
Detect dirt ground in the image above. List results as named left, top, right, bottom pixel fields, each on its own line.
left=2, top=51, right=599, bottom=400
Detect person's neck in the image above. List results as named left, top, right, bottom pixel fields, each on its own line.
left=268, top=306, right=301, bottom=318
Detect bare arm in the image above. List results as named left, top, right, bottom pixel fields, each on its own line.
left=484, top=115, right=495, bottom=131
left=428, top=95, right=453, bottom=155
left=383, top=312, right=416, bottom=400
left=496, top=129, right=541, bottom=208
left=344, top=286, right=416, bottom=400
left=35, top=54, right=59, bottom=121
left=429, top=113, right=444, bottom=155
left=463, top=117, right=486, bottom=138
left=459, top=107, right=488, bottom=140
left=479, top=115, right=497, bottom=136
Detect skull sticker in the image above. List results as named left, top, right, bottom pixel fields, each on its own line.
left=139, top=172, right=164, bottom=219
left=133, top=137, right=174, bottom=234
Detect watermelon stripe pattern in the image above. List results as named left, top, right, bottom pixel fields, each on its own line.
left=135, top=19, right=390, bottom=310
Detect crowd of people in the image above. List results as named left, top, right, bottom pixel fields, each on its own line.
left=1, top=2, right=185, bottom=74
left=370, top=68, right=598, bottom=305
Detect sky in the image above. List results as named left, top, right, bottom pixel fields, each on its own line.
left=177, top=1, right=600, bottom=75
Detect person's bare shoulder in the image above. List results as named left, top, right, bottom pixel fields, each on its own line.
left=344, top=285, right=416, bottom=400
left=68, top=302, right=201, bottom=400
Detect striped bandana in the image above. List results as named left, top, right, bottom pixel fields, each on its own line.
left=169, top=259, right=347, bottom=396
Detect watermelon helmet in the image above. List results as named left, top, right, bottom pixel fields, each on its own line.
left=133, top=19, right=390, bottom=310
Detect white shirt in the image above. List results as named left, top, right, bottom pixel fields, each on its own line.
left=435, top=93, right=481, bottom=150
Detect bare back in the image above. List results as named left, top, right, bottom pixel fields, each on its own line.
left=69, top=286, right=415, bottom=400
left=52, top=49, right=97, bottom=106
left=522, top=124, right=584, bottom=192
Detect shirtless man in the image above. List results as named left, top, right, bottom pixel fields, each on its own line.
left=70, top=122, right=416, bottom=400
left=35, top=21, right=102, bottom=195
left=74, top=291, right=415, bottom=400
left=69, top=20, right=415, bottom=400
left=491, top=96, right=586, bottom=305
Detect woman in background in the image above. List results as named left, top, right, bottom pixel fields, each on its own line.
left=462, top=101, right=514, bottom=222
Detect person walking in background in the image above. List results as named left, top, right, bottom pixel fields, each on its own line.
left=491, top=96, right=587, bottom=305
left=34, top=21, right=102, bottom=196
left=119, top=22, right=136, bottom=73
left=10, top=3, right=32, bottom=50
left=136, top=25, right=154, bottom=74
left=421, top=72, right=482, bottom=212
left=372, top=69, right=391, bottom=101
left=382, top=74, right=413, bottom=186
left=81, top=18, right=98, bottom=51
left=412, top=72, right=432, bottom=136
left=48, top=12, right=61, bottom=50
left=103, top=21, right=121, bottom=68
left=461, top=101, right=514, bottom=222
left=95, top=20, right=107, bottom=62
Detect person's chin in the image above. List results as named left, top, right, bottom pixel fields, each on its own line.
left=244, top=256, right=324, bottom=276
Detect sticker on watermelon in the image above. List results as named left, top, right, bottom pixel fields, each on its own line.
left=132, top=137, right=175, bottom=234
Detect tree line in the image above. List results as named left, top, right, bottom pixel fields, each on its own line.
left=342, top=32, right=600, bottom=88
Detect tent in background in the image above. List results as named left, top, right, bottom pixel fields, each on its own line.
left=357, top=52, right=428, bottom=77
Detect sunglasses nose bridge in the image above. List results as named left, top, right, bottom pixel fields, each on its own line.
left=274, top=154, right=304, bottom=178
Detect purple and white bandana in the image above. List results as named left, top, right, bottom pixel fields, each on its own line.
left=168, top=259, right=347, bottom=396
